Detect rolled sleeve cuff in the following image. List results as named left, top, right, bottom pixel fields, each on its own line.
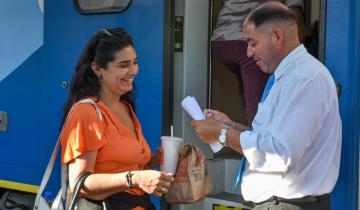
left=240, top=130, right=261, bottom=171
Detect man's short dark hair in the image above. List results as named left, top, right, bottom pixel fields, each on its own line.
left=246, top=3, right=297, bottom=28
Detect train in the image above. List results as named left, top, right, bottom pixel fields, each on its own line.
left=0, top=0, right=359, bottom=209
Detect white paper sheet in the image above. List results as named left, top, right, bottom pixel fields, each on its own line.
left=181, top=96, right=223, bottom=153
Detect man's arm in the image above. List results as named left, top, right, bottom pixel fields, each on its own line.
left=203, top=109, right=250, bottom=132
left=227, top=126, right=245, bottom=154
left=191, top=119, right=248, bottom=155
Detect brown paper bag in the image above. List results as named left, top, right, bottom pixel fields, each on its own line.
left=165, top=144, right=213, bottom=203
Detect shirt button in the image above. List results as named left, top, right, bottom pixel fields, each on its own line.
left=142, top=148, right=145, bottom=154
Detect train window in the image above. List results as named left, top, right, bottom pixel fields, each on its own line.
left=74, top=0, right=132, bottom=15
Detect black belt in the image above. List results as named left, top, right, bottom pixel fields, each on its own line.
left=247, top=194, right=329, bottom=207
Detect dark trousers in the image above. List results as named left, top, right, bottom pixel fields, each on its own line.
left=212, top=40, right=269, bottom=124
left=250, top=195, right=330, bottom=210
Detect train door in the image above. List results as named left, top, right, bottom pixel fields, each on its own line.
left=0, top=0, right=167, bottom=209
left=171, top=0, right=247, bottom=209
left=326, top=0, right=360, bottom=209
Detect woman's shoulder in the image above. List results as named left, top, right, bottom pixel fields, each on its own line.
left=67, top=98, right=103, bottom=122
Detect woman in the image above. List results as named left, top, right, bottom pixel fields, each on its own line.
left=60, top=28, right=173, bottom=209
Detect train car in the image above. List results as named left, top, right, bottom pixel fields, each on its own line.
left=0, top=0, right=359, bottom=209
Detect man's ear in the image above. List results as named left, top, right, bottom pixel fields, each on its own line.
left=91, top=62, right=102, bottom=77
left=271, top=27, right=284, bottom=49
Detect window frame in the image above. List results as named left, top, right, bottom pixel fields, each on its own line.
left=73, top=0, right=133, bottom=15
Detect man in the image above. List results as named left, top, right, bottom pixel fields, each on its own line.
left=192, top=2, right=341, bottom=210
left=211, top=0, right=304, bottom=124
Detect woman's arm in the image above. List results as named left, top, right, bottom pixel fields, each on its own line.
left=68, top=150, right=174, bottom=200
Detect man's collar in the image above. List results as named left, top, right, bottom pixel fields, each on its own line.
left=273, top=44, right=306, bottom=81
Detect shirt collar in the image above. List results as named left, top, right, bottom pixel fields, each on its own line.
left=274, top=44, right=307, bottom=81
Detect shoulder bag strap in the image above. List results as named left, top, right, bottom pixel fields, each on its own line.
left=34, top=98, right=102, bottom=209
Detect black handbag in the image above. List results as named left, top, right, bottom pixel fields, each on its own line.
left=69, top=172, right=92, bottom=210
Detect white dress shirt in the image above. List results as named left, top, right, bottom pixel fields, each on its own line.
left=240, top=45, right=342, bottom=203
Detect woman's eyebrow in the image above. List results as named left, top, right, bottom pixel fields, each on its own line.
left=117, top=57, right=138, bottom=64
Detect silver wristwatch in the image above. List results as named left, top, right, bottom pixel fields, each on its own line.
left=218, top=124, right=230, bottom=147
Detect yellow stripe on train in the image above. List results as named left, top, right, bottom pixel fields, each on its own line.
left=0, top=180, right=39, bottom=193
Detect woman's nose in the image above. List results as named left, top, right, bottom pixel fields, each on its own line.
left=128, top=63, right=138, bottom=75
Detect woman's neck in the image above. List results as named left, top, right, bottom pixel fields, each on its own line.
left=98, top=91, right=123, bottom=109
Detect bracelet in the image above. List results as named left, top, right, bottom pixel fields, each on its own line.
left=126, top=171, right=134, bottom=188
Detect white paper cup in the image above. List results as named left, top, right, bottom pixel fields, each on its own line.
left=160, top=136, right=184, bottom=174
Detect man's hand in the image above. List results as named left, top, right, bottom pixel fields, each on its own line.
left=191, top=119, right=223, bottom=145
left=204, top=109, right=248, bottom=132
left=204, top=109, right=233, bottom=124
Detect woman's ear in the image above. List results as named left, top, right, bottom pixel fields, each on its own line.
left=91, top=62, right=102, bottom=78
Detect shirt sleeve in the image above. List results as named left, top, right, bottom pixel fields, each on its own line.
left=60, top=103, right=106, bottom=163
left=240, top=75, right=325, bottom=173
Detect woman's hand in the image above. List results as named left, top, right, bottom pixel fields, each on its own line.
left=132, top=170, right=174, bottom=197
